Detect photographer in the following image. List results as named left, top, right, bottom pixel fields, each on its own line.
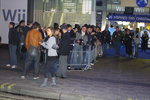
left=70, top=25, right=88, bottom=69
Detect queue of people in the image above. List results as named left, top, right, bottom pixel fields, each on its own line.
left=6, top=20, right=150, bottom=87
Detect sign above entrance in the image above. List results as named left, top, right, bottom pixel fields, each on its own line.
left=108, top=14, right=150, bottom=23
left=121, top=0, right=150, bottom=7
left=136, top=0, right=148, bottom=7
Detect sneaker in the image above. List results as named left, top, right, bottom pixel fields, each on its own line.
left=6, top=64, right=11, bottom=67
left=50, top=82, right=56, bottom=86
left=33, top=76, right=39, bottom=80
left=11, top=65, right=17, bottom=69
left=50, top=77, right=56, bottom=86
left=90, top=63, right=94, bottom=66
left=40, top=83, right=48, bottom=87
left=21, top=76, right=25, bottom=79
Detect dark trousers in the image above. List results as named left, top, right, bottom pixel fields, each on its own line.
left=23, top=49, right=40, bottom=77
left=125, top=44, right=132, bottom=56
left=57, top=55, right=68, bottom=78
left=141, top=42, right=148, bottom=52
left=44, top=56, right=58, bottom=78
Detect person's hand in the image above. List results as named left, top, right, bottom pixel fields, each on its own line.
left=39, top=42, right=42, bottom=45
left=77, top=40, right=80, bottom=43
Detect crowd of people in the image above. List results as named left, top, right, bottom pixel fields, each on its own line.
left=6, top=20, right=150, bottom=87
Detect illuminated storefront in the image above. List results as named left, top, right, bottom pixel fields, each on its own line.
left=106, top=0, right=150, bottom=31
left=32, top=0, right=96, bottom=27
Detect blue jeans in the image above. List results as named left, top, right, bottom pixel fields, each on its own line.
left=83, top=46, right=91, bottom=65
left=133, top=43, right=139, bottom=57
left=102, top=43, right=108, bottom=56
left=9, top=44, right=17, bottom=66
left=23, top=47, right=40, bottom=77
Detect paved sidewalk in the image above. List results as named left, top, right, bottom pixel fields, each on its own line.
left=0, top=48, right=150, bottom=100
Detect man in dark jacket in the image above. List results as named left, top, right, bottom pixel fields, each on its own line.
left=101, top=28, right=111, bottom=56
left=112, top=26, right=124, bottom=57
left=6, top=22, right=19, bottom=68
left=57, top=25, right=71, bottom=78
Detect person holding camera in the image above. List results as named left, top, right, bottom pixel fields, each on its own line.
left=70, top=25, right=88, bottom=69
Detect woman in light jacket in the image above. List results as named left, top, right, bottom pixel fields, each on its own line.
left=40, top=27, right=58, bottom=87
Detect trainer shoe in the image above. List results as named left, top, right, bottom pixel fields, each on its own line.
left=6, top=64, right=11, bottom=67
left=21, top=76, right=25, bottom=79
left=11, top=65, right=17, bottom=69
left=90, top=63, right=94, bottom=66
left=33, top=76, right=39, bottom=80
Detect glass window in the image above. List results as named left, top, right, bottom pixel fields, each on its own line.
left=82, top=0, right=92, bottom=14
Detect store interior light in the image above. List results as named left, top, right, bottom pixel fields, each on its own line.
left=51, top=8, right=56, bottom=12
left=117, top=21, right=130, bottom=25
left=113, top=0, right=120, bottom=4
left=113, top=1, right=120, bottom=4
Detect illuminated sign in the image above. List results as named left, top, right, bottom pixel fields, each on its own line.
left=108, top=14, right=150, bottom=23
left=136, top=0, right=148, bottom=7
left=0, top=0, right=27, bottom=44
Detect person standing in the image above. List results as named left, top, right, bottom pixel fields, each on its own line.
left=16, top=20, right=26, bottom=57
left=133, top=28, right=140, bottom=58
left=57, top=25, right=71, bottom=78
left=112, top=26, right=124, bottom=57
left=108, top=25, right=116, bottom=36
left=95, top=26, right=103, bottom=57
left=124, top=29, right=133, bottom=58
left=141, top=31, right=149, bottom=53
left=6, top=22, right=19, bottom=68
left=21, top=22, right=33, bottom=60
left=40, top=27, right=58, bottom=87
left=101, top=28, right=111, bottom=56
left=72, top=25, right=88, bottom=69
left=21, top=22, right=42, bottom=79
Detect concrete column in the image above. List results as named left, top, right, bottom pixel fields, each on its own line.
left=101, top=0, right=107, bottom=31
left=90, top=0, right=96, bottom=25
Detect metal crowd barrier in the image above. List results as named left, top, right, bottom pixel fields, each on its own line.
left=68, top=44, right=97, bottom=71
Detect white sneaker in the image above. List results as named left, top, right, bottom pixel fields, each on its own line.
left=90, top=63, right=94, bottom=66
left=50, top=77, right=56, bottom=86
left=21, top=76, right=25, bottom=79
left=11, top=65, right=17, bottom=69
left=33, top=76, right=39, bottom=80
left=6, top=64, right=11, bottom=67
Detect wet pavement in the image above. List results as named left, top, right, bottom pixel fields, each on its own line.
left=0, top=48, right=150, bottom=100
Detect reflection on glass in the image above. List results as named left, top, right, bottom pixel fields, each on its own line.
left=34, top=0, right=95, bottom=26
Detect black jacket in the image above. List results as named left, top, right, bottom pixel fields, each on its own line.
left=102, top=30, right=111, bottom=44
left=8, top=28, right=19, bottom=45
left=59, top=32, right=71, bottom=55
left=124, top=34, right=133, bottom=46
